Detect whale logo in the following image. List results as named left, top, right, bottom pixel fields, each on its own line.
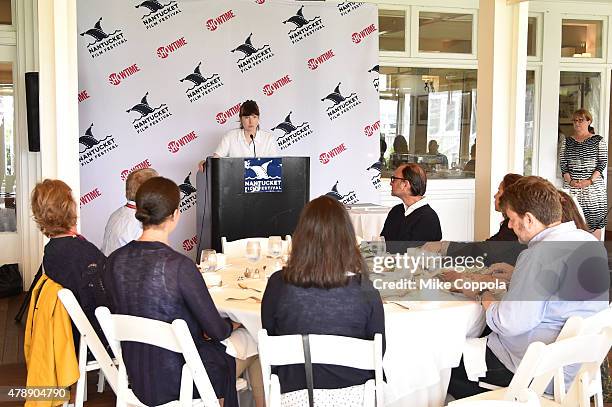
left=321, top=82, right=347, bottom=106
left=283, top=6, right=309, bottom=28
left=245, top=160, right=273, bottom=179
left=271, top=112, right=297, bottom=136
left=80, top=18, right=120, bottom=45
left=179, top=172, right=197, bottom=196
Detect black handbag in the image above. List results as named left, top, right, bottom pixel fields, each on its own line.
left=0, top=263, right=22, bottom=298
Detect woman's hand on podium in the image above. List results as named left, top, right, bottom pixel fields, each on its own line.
left=199, top=154, right=221, bottom=172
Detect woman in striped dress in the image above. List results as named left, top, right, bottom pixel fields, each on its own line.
left=560, top=108, right=608, bottom=239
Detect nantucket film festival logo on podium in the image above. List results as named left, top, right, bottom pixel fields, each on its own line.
left=271, top=111, right=313, bottom=150
left=244, top=159, right=283, bottom=193
left=321, top=82, right=361, bottom=121
left=282, top=6, right=324, bottom=45
left=180, top=62, right=224, bottom=103
left=80, top=17, right=127, bottom=59
left=126, top=92, right=172, bottom=134
left=135, top=0, right=182, bottom=30
left=179, top=172, right=197, bottom=213
left=231, top=33, right=274, bottom=74
left=79, top=123, right=118, bottom=167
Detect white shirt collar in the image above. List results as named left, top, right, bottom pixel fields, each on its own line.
left=403, top=196, right=428, bottom=217
left=528, top=221, right=576, bottom=246
left=238, top=129, right=258, bottom=146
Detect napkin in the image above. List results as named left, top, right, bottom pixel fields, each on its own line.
left=463, top=337, right=488, bottom=382
left=222, top=328, right=259, bottom=359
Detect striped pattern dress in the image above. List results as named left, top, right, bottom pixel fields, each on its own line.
left=560, top=135, right=608, bottom=230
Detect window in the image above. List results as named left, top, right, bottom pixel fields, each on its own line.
left=524, top=71, right=536, bottom=175
left=379, top=67, right=477, bottom=179
left=561, top=19, right=603, bottom=59
left=0, top=0, right=11, bottom=26
left=557, top=71, right=601, bottom=175
left=379, top=9, right=405, bottom=52
left=527, top=17, right=537, bottom=57
left=0, top=62, right=14, bottom=232
left=418, top=11, right=473, bottom=54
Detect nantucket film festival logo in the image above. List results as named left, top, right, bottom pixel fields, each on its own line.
left=337, top=2, right=364, bottom=16
left=126, top=92, right=172, bottom=134
left=135, top=0, right=182, bottom=30
left=244, top=158, right=283, bottom=193
left=231, top=33, right=274, bottom=74
left=180, top=62, right=224, bottom=103
left=369, top=65, right=379, bottom=91
left=79, top=123, right=118, bottom=167
left=79, top=17, right=127, bottom=59
left=326, top=181, right=358, bottom=204
left=321, top=82, right=361, bottom=121
left=179, top=172, right=197, bottom=213
left=271, top=111, right=313, bottom=150
left=282, top=6, right=324, bottom=45
left=366, top=161, right=382, bottom=189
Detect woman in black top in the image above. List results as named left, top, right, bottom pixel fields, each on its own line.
left=31, top=179, right=107, bottom=349
left=261, top=196, right=385, bottom=395
left=103, top=177, right=239, bottom=407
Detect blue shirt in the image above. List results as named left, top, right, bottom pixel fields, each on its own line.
left=486, top=222, right=609, bottom=383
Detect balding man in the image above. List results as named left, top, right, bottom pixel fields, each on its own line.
left=380, top=163, right=442, bottom=253
left=101, top=168, right=158, bottom=256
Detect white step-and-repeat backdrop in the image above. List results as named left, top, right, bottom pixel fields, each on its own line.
left=77, top=0, right=381, bottom=258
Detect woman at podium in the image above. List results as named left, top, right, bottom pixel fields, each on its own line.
left=200, top=100, right=279, bottom=171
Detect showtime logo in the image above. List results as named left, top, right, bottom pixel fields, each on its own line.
left=255, top=0, right=265, bottom=3
left=121, top=159, right=152, bottom=181
left=319, top=143, right=347, bottom=164
left=263, top=75, right=292, bottom=96
left=364, top=120, right=380, bottom=137
left=78, top=90, right=90, bottom=103
left=206, top=9, right=235, bottom=31
left=216, top=102, right=242, bottom=125
left=157, top=37, right=187, bottom=59
left=352, top=24, right=377, bottom=44
left=80, top=188, right=102, bottom=207
left=182, top=235, right=198, bottom=252
left=108, top=64, right=140, bottom=86
left=307, top=49, right=335, bottom=70
left=168, top=130, right=198, bottom=154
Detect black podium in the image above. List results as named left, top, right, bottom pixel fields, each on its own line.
left=196, top=157, right=310, bottom=256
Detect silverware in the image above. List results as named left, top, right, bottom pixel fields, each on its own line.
left=225, top=296, right=261, bottom=303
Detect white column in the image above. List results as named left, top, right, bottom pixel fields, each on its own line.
left=38, top=0, right=79, bottom=194
left=474, top=0, right=528, bottom=239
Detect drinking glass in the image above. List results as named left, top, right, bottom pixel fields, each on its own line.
left=372, top=236, right=386, bottom=256
left=268, top=236, right=283, bottom=258
left=200, top=249, right=217, bottom=273
left=245, top=241, right=261, bottom=264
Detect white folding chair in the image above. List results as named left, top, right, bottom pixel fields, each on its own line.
left=95, top=307, right=220, bottom=407
left=57, top=289, right=118, bottom=407
left=449, top=327, right=612, bottom=407
left=258, top=329, right=384, bottom=407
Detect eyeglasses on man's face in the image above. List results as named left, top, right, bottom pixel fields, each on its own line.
left=390, top=175, right=408, bottom=183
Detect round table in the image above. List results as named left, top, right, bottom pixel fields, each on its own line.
left=347, top=207, right=391, bottom=240
left=207, top=256, right=485, bottom=407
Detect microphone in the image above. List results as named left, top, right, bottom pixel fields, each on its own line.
left=250, top=134, right=257, bottom=158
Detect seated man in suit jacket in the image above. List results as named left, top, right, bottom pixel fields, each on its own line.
left=381, top=163, right=442, bottom=253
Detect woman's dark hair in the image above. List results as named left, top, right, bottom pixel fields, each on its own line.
left=501, top=173, right=522, bottom=191
left=135, top=177, right=180, bottom=228
left=284, top=196, right=365, bottom=289
left=558, top=190, right=589, bottom=231
left=240, top=100, right=260, bottom=117
left=393, top=135, right=408, bottom=153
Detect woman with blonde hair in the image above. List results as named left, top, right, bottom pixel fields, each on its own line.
left=560, top=108, right=607, bottom=239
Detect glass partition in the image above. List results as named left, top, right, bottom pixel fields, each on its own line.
left=561, top=19, right=603, bottom=59
left=418, top=11, right=473, bottom=54
left=379, top=9, right=406, bottom=52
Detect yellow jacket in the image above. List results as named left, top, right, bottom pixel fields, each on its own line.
left=24, top=274, right=79, bottom=407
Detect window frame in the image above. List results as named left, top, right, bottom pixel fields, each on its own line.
left=559, top=14, right=608, bottom=64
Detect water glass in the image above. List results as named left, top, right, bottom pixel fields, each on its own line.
left=200, top=249, right=217, bottom=273
left=245, top=241, right=261, bottom=263
left=268, top=236, right=283, bottom=258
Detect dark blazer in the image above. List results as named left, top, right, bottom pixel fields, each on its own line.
left=261, top=270, right=385, bottom=394
left=380, top=203, right=442, bottom=253
left=104, top=241, right=237, bottom=407
left=447, top=218, right=526, bottom=266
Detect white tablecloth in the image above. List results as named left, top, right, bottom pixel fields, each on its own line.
left=208, top=257, right=485, bottom=407
left=347, top=207, right=391, bottom=240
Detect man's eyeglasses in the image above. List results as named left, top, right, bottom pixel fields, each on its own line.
left=390, top=175, right=408, bottom=182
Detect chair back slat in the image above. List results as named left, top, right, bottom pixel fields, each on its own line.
left=57, top=289, right=118, bottom=392
left=309, top=334, right=378, bottom=370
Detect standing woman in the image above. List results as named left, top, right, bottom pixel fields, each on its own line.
left=560, top=108, right=608, bottom=239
